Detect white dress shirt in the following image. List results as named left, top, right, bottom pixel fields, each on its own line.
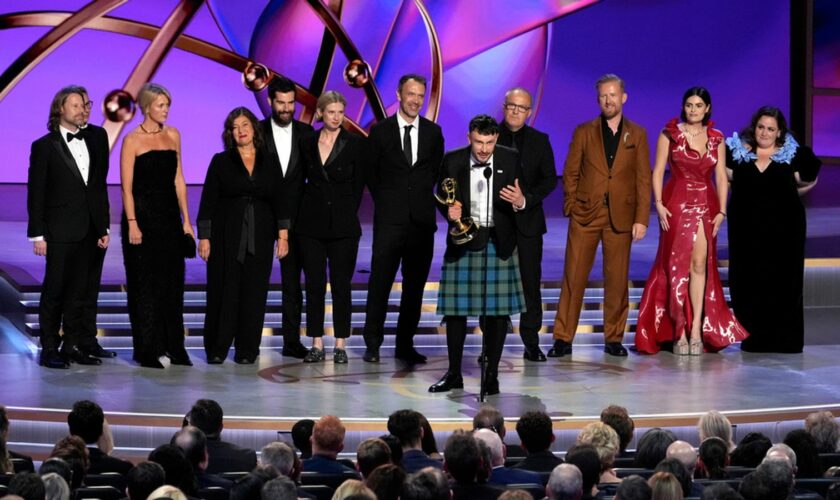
left=396, top=112, right=419, bottom=166
left=469, top=155, right=494, bottom=227
left=59, top=125, right=90, bottom=185
left=271, top=119, right=293, bottom=176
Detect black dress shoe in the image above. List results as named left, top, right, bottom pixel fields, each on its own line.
left=282, top=343, right=309, bottom=359
left=333, top=349, right=348, bottom=364
left=604, top=342, right=629, bottom=357
left=362, top=349, right=380, bottom=363
left=395, top=348, right=427, bottom=364
left=39, top=349, right=69, bottom=369
left=82, top=344, right=118, bottom=358
left=207, top=356, right=224, bottom=365
left=482, top=378, right=500, bottom=396
left=303, top=347, right=325, bottom=363
left=234, top=356, right=255, bottom=365
left=428, top=372, right=464, bottom=393
left=547, top=340, right=573, bottom=357
left=523, top=346, right=547, bottom=362
left=61, top=345, right=102, bottom=365
left=139, top=358, right=165, bottom=369
left=166, top=350, right=193, bottom=366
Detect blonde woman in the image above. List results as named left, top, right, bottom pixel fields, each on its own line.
left=332, top=479, right=377, bottom=500
left=698, top=410, right=735, bottom=451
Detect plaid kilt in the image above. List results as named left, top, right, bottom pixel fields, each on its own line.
left=437, top=241, right=525, bottom=316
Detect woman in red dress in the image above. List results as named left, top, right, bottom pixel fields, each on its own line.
left=635, top=87, right=748, bottom=355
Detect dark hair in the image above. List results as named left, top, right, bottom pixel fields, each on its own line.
left=188, top=399, right=223, bottom=438
left=516, top=411, right=554, bottom=453
left=171, top=426, right=207, bottom=469
left=601, top=405, right=634, bottom=454
left=379, top=434, right=404, bottom=467
left=655, top=457, right=691, bottom=497
left=127, top=461, right=167, bottom=500
left=402, top=467, right=450, bottom=500
left=783, top=429, right=822, bottom=478
left=0, top=405, right=8, bottom=436
left=468, top=114, right=500, bottom=135
left=443, top=430, right=481, bottom=483
left=292, top=419, right=315, bottom=458
left=634, top=428, right=677, bottom=469
left=48, top=86, right=85, bottom=132
left=267, top=76, right=296, bottom=100
left=357, top=438, right=392, bottom=478
left=739, top=106, right=790, bottom=151
left=0, top=436, right=10, bottom=474
left=699, top=437, right=729, bottom=479
left=564, top=444, right=601, bottom=494
left=230, top=468, right=277, bottom=500
left=39, top=457, right=73, bottom=486
left=615, top=474, right=652, bottom=500
left=262, top=475, right=298, bottom=500
left=702, top=482, right=744, bottom=500
left=730, top=432, right=772, bottom=468
left=388, top=410, right=423, bottom=447
left=419, top=414, right=439, bottom=456
left=827, top=482, right=840, bottom=500
left=68, top=400, right=105, bottom=444
left=365, top=463, right=407, bottom=500
left=754, top=460, right=794, bottom=500
left=474, top=407, right=506, bottom=436
left=680, top=87, right=712, bottom=125
left=148, top=443, right=196, bottom=495
left=8, top=472, right=45, bottom=500
left=739, top=471, right=772, bottom=500
left=398, top=74, right=427, bottom=92
left=222, top=106, right=264, bottom=151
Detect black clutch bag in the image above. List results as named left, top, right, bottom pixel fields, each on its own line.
left=183, top=234, right=196, bottom=259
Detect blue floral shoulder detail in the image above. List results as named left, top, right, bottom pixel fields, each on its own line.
left=771, top=134, right=799, bottom=164
left=725, top=132, right=756, bottom=164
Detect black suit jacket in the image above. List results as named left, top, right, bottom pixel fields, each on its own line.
left=260, top=118, right=314, bottom=227
left=87, top=447, right=133, bottom=475
left=295, top=128, right=367, bottom=239
left=511, top=450, right=564, bottom=473
left=499, top=124, right=557, bottom=237
left=367, top=115, right=444, bottom=230
left=437, top=146, right=521, bottom=261
left=204, top=439, right=257, bottom=474
left=27, top=128, right=110, bottom=242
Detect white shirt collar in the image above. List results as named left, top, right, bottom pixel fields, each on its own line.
left=396, top=111, right=417, bottom=130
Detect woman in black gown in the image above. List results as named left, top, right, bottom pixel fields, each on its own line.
left=121, top=83, right=194, bottom=368
left=725, top=106, right=821, bottom=353
left=297, top=91, right=366, bottom=364
left=197, top=107, right=290, bottom=364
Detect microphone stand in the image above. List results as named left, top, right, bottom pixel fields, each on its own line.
left=479, top=165, right=492, bottom=403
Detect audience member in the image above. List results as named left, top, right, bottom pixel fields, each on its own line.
left=647, top=471, right=682, bottom=500
left=146, top=485, right=188, bottom=500
left=655, top=457, right=701, bottom=497
left=634, top=428, right=676, bottom=469
left=331, top=479, right=377, bottom=500
left=513, top=411, right=563, bottom=472
left=497, top=490, right=532, bottom=500
left=764, top=443, right=797, bottom=472
left=37, top=458, right=72, bottom=489
left=401, top=467, right=451, bottom=500
left=292, top=419, right=316, bottom=459
left=419, top=415, right=443, bottom=460
left=614, top=475, right=652, bottom=500
left=665, top=441, right=697, bottom=478
left=697, top=437, right=729, bottom=479
left=7, top=473, right=45, bottom=500
left=827, top=483, right=840, bottom=500
left=563, top=445, right=600, bottom=500
left=475, top=436, right=493, bottom=484
left=303, top=415, right=358, bottom=475
left=473, top=429, right=541, bottom=486
left=783, top=428, right=822, bottom=478
left=738, top=471, right=771, bottom=500
left=698, top=411, right=734, bottom=451
left=387, top=410, right=442, bottom=472
left=443, top=430, right=503, bottom=500
left=261, top=441, right=300, bottom=478
left=379, top=434, right=404, bottom=467
left=365, top=463, right=407, bottom=500
left=171, top=426, right=232, bottom=490
left=49, top=435, right=88, bottom=490
left=261, top=476, right=298, bottom=500
left=805, top=410, right=840, bottom=453
left=230, top=469, right=277, bottom=500
left=187, top=399, right=257, bottom=473
left=575, top=422, right=620, bottom=484
left=126, top=461, right=166, bottom=500
left=700, top=483, right=743, bottom=500
left=356, top=438, right=392, bottom=478
left=67, top=400, right=133, bottom=474
left=0, top=437, right=12, bottom=474
left=546, top=463, right=583, bottom=500
left=754, top=459, right=794, bottom=500
left=148, top=443, right=196, bottom=495
left=41, top=472, right=69, bottom=500
left=729, top=432, right=771, bottom=468
left=0, top=406, right=35, bottom=472
left=600, top=405, right=635, bottom=457
left=474, top=406, right=526, bottom=458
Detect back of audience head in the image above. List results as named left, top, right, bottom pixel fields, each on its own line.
left=473, top=406, right=508, bottom=439
left=666, top=441, right=697, bottom=476
left=49, top=435, right=88, bottom=489
left=563, top=444, right=600, bottom=498
left=401, top=467, right=451, bottom=500
left=365, top=463, right=407, bottom=500
left=38, top=458, right=72, bottom=488
left=332, top=479, right=377, bottom=500
left=148, top=443, right=196, bottom=495
left=515, top=411, right=555, bottom=454
left=443, top=430, right=482, bottom=484
left=755, top=459, right=794, bottom=500
left=418, top=414, right=441, bottom=458
left=187, top=399, right=223, bottom=439
left=387, top=410, right=423, bottom=449
left=474, top=434, right=493, bottom=483
left=127, top=461, right=166, bottom=500
left=261, top=475, right=297, bottom=500
left=730, top=432, right=772, bottom=468
left=600, top=405, right=635, bottom=455
left=546, top=463, right=583, bottom=500
left=576, top=422, right=619, bottom=472
left=356, top=438, right=391, bottom=478
left=805, top=410, right=840, bottom=453
left=614, top=475, right=652, bottom=500
left=379, top=434, right=404, bottom=467
left=654, top=458, right=691, bottom=497
left=783, top=428, right=822, bottom=478
left=67, top=400, right=105, bottom=444
left=147, top=484, right=188, bottom=500
left=498, top=491, right=532, bottom=500
left=170, top=426, right=207, bottom=472
left=8, top=473, right=45, bottom=500
left=230, top=468, right=277, bottom=500
left=700, top=482, right=744, bottom=500
left=647, top=471, right=683, bottom=500
left=698, top=411, right=733, bottom=450
left=764, top=443, right=797, bottom=470
left=738, top=471, right=772, bottom=500
left=473, top=428, right=505, bottom=467
left=312, top=415, right=346, bottom=457
left=41, top=472, right=69, bottom=500
left=698, top=437, right=729, bottom=479
left=261, top=441, right=298, bottom=478
left=634, top=428, right=677, bottom=469
left=828, top=482, right=840, bottom=500
left=0, top=436, right=12, bottom=474
left=292, top=419, right=315, bottom=459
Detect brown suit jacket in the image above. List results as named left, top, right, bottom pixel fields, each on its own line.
left=562, top=117, right=651, bottom=232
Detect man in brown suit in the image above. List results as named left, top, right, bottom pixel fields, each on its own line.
left=549, top=74, right=651, bottom=357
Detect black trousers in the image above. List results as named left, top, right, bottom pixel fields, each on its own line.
left=39, top=229, right=97, bottom=351
left=298, top=234, right=359, bottom=339
left=363, top=222, right=434, bottom=351
left=79, top=243, right=107, bottom=350
left=279, top=235, right=305, bottom=346
left=517, top=233, right=544, bottom=348
left=444, top=315, right=508, bottom=377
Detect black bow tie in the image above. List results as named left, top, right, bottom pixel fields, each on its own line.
left=66, top=131, right=84, bottom=142
left=472, top=162, right=490, bottom=168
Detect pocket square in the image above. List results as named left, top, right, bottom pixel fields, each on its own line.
left=496, top=169, right=504, bottom=174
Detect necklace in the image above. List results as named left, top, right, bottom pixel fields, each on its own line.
left=683, top=124, right=705, bottom=139
left=140, top=123, right=162, bottom=134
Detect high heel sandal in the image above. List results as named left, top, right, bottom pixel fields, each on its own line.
left=674, top=338, right=689, bottom=356
left=689, top=338, right=703, bottom=356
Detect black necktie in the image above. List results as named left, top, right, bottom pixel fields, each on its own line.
left=403, top=124, right=413, bottom=166
left=66, top=131, right=84, bottom=142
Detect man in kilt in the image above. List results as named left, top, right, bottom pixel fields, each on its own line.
left=428, top=115, right=526, bottom=396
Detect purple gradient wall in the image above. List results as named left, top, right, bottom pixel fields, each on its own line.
left=0, top=0, right=791, bottom=184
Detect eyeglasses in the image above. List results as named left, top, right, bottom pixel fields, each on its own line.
left=84, top=100, right=93, bottom=110
left=504, top=103, right=530, bottom=113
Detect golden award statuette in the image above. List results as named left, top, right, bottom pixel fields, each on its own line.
left=435, top=178, right=479, bottom=245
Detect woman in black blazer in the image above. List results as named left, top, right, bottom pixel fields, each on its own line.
left=297, top=91, right=366, bottom=363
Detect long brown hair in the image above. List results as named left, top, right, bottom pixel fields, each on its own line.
left=47, top=86, right=84, bottom=132
left=221, top=106, right=264, bottom=151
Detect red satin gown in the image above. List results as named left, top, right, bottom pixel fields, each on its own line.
left=635, top=119, right=749, bottom=353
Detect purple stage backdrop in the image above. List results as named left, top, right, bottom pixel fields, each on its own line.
left=0, top=0, right=792, bottom=184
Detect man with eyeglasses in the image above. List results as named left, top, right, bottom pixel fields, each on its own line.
left=496, top=87, right=558, bottom=362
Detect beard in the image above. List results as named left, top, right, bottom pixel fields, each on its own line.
left=273, top=111, right=293, bottom=126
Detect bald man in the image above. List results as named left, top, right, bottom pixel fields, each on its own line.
left=666, top=440, right=698, bottom=476
left=473, top=429, right=541, bottom=486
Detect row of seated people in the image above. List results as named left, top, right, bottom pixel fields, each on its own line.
left=2, top=401, right=840, bottom=500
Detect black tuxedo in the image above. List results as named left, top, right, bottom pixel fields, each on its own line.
left=260, top=118, right=314, bottom=347
left=87, top=447, right=133, bottom=475
left=498, top=124, right=557, bottom=348
left=27, top=127, right=110, bottom=352
left=204, top=438, right=257, bottom=474
left=363, top=115, right=444, bottom=353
